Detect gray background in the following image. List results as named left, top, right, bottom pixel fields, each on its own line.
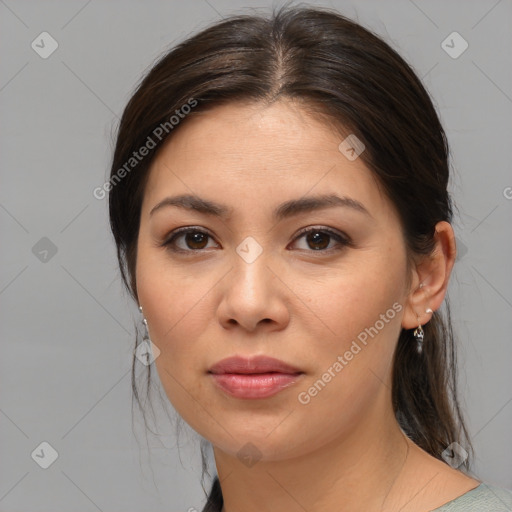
left=1, top=0, right=511, bottom=510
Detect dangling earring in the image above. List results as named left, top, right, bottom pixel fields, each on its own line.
left=413, top=307, right=433, bottom=354
left=136, top=306, right=160, bottom=365
left=413, top=322, right=424, bottom=354
left=139, top=305, right=151, bottom=344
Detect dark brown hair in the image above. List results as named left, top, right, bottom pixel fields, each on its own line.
left=108, top=5, right=473, bottom=511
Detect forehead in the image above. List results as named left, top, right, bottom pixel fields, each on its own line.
left=142, top=99, right=388, bottom=219
left=155, top=99, right=346, bottom=163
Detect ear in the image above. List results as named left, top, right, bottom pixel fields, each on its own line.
left=401, top=221, right=457, bottom=330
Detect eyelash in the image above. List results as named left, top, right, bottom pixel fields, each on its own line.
left=160, top=226, right=352, bottom=255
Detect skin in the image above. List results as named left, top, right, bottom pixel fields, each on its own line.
left=135, top=100, right=480, bottom=512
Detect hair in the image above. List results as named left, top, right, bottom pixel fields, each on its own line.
left=108, top=4, right=474, bottom=511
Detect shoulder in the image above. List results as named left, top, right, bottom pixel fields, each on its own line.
left=432, top=482, right=512, bottom=511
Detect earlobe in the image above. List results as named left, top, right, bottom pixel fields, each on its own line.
left=401, top=221, right=456, bottom=331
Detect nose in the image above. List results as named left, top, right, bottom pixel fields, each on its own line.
left=216, top=246, right=290, bottom=333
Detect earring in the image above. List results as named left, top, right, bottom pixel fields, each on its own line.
left=136, top=306, right=161, bottom=365
left=139, top=306, right=151, bottom=344
left=413, top=324, right=424, bottom=354
left=413, top=311, right=424, bottom=354
left=139, top=306, right=151, bottom=343
left=412, top=300, right=433, bottom=354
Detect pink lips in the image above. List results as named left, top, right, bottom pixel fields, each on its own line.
left=208, top=355, right=304, bottom=399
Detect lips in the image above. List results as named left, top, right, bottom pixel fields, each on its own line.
left=208, top=355, right=304, bottom=399
left=208, top=355, right=303, bottom=375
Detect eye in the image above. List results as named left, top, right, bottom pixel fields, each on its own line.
left=161, top=227, right=218, bottom=253
left=290, top=227, right=351, bottom=252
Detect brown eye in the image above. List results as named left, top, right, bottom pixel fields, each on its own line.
left=163, top=228, right=218, bottom=253
left=291, top=227, right=351, bottom=253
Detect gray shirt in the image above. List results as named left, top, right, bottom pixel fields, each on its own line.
left=432, top=483, right=512, bottom=511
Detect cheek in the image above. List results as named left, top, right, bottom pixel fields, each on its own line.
left=135, top=243, right=225, bottom=411
left=136, top=260, right=210, bottom=427
left=297, top=253, right=405, bottom=394
left=136, top=237, right=208, bottom=333
left=137, top=266, right=210, bottom=361
left=136, top=243, right=190, bottom=361
left=300, top=249, right=405, bottom=340
left=290, top=274, right=403, bottom=446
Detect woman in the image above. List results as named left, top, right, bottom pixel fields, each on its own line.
left=108, top=5, right=512, bottom=511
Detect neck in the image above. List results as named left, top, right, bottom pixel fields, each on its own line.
left=215, top=410, right=411, bottom=512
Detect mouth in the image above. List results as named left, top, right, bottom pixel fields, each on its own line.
left=208, top=355, right=304, bottom=399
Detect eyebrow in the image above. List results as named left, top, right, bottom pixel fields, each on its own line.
left=149, top=193, right=372, bottom=221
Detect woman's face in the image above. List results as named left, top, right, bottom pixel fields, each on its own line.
left=136, top=99, right=413, bottom=461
